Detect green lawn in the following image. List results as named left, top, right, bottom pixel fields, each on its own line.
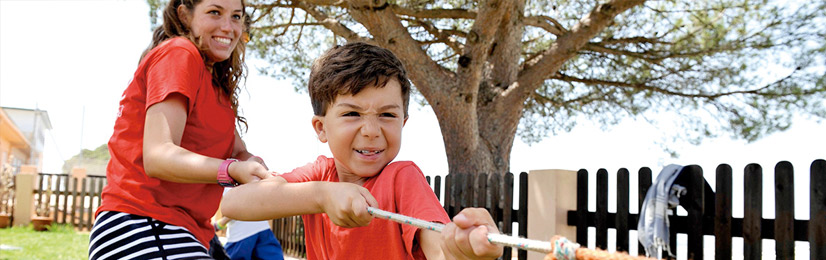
left=0, top=224, right=90, bottom=260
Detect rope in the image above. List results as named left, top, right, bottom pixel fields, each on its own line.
left=366, top=207, right=654, bottom=260
left=367, top=207, right=552, bottom=252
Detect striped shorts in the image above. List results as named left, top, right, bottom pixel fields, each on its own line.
left=89, top=211, right=212, bottom=260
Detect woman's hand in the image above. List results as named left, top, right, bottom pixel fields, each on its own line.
left=228, top=160, right=271, bottom=184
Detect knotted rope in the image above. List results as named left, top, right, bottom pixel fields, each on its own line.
left=367, top=207, right=654, bottom=260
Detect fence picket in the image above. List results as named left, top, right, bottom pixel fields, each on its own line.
left=502, top=172, right=515, bottom=260
left=475, top=173, right=486, bottom=208
left=811, top=159, right=825, bottom=260
left=596, top=169, right=608, bottom=249
left=715, top=164, right=733, bottom=260
left=775, top=161, right=795, bottom=260
left=638, top=167, right=652, bottom=255
left=685, top=165, right=705, bottom=260
left=617, top=168, right=630, bottom=252
left=517, top=172, right=528, bottom=260
left=434, top=176, right=441, bottom=202
left=444, top=173, right=453, bottom=216
left=80, top=177, right=87, bottom=230
left=744, top=164, right=763, bottom=259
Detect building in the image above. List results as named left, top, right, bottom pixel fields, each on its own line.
left=0, top=107, right=52, bottom=173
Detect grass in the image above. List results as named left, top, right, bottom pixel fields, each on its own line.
left=0, top=223, right=90, bottom=260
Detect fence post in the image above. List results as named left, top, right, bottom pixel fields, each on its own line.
left=12, top=165, right=37, bottom=226
left=527, top=169, right=577, bottom=260
left=70, top=167, right=86, bottom=226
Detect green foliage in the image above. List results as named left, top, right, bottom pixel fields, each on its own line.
left=0, top=224, right=90, bottom=260
left=62, top=144, right=109, bottom=174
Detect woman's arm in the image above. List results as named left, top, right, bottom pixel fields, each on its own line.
left=142, top=93, right=269, bottom=184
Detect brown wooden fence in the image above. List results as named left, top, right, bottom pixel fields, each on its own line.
left=272, top=172, right=530, bottom=260
left=567, top=160, right=825, bottom=259
left=35, top=173, right=107, bottom=231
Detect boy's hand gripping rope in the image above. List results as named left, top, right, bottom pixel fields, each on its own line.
left=366, top=207, right=654, bottom=260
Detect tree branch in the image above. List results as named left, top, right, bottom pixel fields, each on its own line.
left=524, top=15, right=567, bottom=36
left=550, top=71, right=806, bottom=100
left=296, top=1, right=371, bottom=43
left=346, top=0, right=456, bottom=104
left=403, top=18, right=464, bottom=53
left=509, top=0, right=647, bottom=104
left=391, top=5, right=475, bottom=19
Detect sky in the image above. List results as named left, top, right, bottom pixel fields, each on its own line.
left=1, top=1, right=824, bottom=257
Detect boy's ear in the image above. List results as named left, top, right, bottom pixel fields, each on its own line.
left=311, top=116, right=328, bottom=143
left=403, top=115, right=408, bottom=127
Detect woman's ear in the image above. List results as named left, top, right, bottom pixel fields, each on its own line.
left=312, top=116, right=327, bottom=143
left=177, top=4, right=189, bottom=27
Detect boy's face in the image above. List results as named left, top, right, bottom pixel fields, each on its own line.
left=312, top=79, right=408, bottom=183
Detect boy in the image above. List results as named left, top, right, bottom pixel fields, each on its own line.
left=222, top=42, right=502, bottom=259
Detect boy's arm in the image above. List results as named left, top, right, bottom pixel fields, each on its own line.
left=221, top=176, right=379, bottom=227
left=424, top=208, right=504, bottom=260
left=419, top=229, right=445, bottom=260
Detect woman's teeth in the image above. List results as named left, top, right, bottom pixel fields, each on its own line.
left=215, top=37, right=231, bottom=44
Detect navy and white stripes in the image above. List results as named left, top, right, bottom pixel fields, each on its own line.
left=89, top=211, right=211, bottom=260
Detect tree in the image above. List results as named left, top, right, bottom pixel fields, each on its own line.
left=62, top=144, right=110, bottom=175
left=149, top=0, right=826, bottom=175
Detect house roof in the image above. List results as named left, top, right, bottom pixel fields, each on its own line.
left=0, top=108, right=32, bottom=149
left=0, top=106, right=53, bottom=130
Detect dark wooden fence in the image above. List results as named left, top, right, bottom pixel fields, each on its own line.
left=35, top=173, right=107, bottom=231
left=438, top=172, right=530, bottom=260
left=272, top=172, right=530, bottom=260
left=568, top=160, right=825, bottom=259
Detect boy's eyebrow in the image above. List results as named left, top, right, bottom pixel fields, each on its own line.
left=335, top=103, right=401, bottom=111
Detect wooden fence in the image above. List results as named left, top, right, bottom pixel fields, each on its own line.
left=272, top=172, right=530, bottom=260
left=35, top=173, right=107, bottom=231
left=567, top=160, right=825, bottom=259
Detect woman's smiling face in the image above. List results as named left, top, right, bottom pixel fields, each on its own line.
left=181, top=0, right=244, bottom=64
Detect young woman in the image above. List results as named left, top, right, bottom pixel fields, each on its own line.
left=88, top=0, right=271, bottom=259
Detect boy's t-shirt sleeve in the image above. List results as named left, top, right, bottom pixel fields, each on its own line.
left=392, top=162, right=451, bottom=256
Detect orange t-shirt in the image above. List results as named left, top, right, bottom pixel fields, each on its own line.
left=280, top=156, right=450, bottom=260
left=97, top=37, right=235, bottom=248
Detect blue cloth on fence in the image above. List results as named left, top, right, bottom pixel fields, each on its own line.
left=637, top=164, right=686, bottom=258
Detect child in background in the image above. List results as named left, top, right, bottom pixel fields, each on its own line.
left=222, top=42, right=503, bottom=259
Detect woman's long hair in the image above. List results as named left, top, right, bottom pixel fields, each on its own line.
left=141, top=0, right=248, bottom=130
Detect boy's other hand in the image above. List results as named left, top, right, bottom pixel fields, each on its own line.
left=320, top=182, right=378, bottom=228
left=441, top=208, right=504, bottom=260
left=229, top=160, right=272, bottom=184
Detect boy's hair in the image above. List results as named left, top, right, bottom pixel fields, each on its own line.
left=308, top=42, right=411, bottom=117
left=142, top=0, right=249, bottom=130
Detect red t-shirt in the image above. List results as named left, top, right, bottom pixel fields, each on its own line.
left=97, top=37, right=235, bottom=248
left=280, top=156, right=450, bottom=260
